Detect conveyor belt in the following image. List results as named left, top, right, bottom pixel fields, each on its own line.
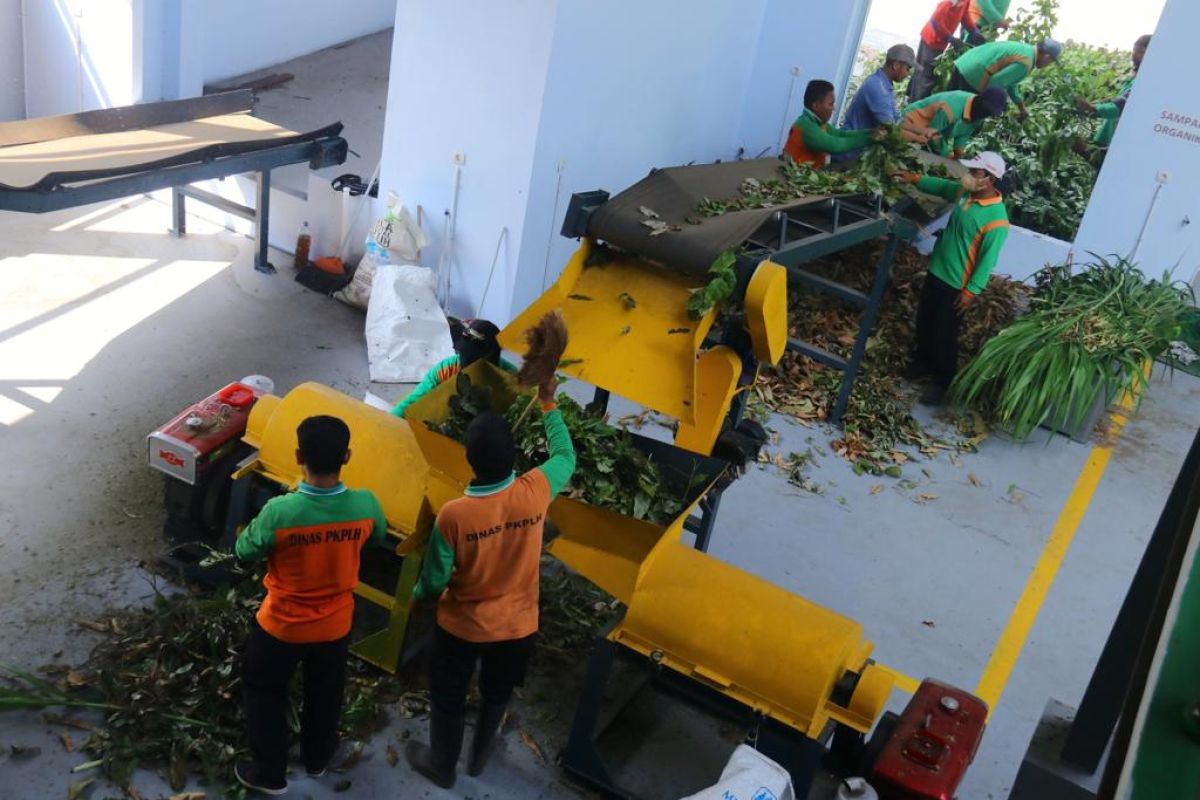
left=588, top=157, right=834, bottom=277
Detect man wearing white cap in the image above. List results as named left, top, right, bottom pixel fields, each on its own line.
left=897, top=152, right=1010, bottom=404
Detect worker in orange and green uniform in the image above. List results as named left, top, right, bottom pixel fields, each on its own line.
left=783, top=79, right=884, bottom=168
left=390, top=318, right=516, bottom=419
left=900, top=88, right=1008, bottom=158
left=910, top=1, right=980, bottom=102
left=963, top=0, right=1012, bottom=43
left=234, top=415, right=389, bottom=796
left=951, top=38, right=1062, bottom=119
left=405, top=372, right=575, bottom=789
left=897, top=152, right=1010, bottom=405
left=1076, top=34, right=1151, bottom=150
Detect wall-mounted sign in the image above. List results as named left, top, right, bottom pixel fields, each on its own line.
left=1153, top=110, right=1200, bottom=145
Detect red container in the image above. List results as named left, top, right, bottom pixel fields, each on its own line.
left=147, top=382, right=259, bottom=485
left=870, top=679, right=988, bottom=800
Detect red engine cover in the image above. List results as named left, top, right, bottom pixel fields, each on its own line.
left=147, top=382, right=258, bottom=484
left=871, top=680, right=988, bottom=800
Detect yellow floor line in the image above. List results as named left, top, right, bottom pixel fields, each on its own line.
left=878, top=664, right=921, bottom=695
left=974, top=394, right=1135, bottom=711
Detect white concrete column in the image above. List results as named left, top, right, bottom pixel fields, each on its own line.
left=378, top=1, right=874, bottom=324
left=1073, top=0, right=1197, bottom=282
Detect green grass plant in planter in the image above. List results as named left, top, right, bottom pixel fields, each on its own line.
left=950, top=256, right=1194, bottom=441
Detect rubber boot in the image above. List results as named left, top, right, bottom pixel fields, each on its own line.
left=405, top=708, right=465, bottom=789
left=467, top=702, right=508, bottom=777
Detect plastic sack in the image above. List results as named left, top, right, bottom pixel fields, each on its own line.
left=678, top=745, right=795, bottom=800
left=365, top=263, right=453, bottom=383
left=335, top=194, right=428, bottom=310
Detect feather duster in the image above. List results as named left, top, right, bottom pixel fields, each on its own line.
left=516, top=310, right=569, bottom=388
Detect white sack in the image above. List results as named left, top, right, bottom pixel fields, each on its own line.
left=678, top=745, right=795, bottom=800
left=365, top=263, right=453, bottom=383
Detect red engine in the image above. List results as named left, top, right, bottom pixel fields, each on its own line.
left=147, top=382, right=259, bottom=485
left=870, top=680, right=988, bottom=800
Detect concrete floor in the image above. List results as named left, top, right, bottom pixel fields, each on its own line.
left=5, top=30, right=1194, bottom=800
left=2, top=198, right=1199, bottom=799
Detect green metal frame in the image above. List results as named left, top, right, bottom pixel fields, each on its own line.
left=742, top=195, right=918, bottom=422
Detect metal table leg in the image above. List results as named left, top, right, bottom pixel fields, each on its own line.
left=254, top=170, right=275, bottom=274
left=830, top=234, right=900, bottom=423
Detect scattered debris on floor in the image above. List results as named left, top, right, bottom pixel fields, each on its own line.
left=757, top=242, right=1026, bottom=475
left=0, top=555, right=617, bottom=799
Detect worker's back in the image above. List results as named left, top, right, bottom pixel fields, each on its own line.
left=245, top=486, right=386, bottom=643
left=434, top=470, right=552, bottom=642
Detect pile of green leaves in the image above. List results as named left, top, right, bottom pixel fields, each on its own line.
left=758, top=242, right=1021, bottom=471
left=431, top=375, right=689, bottom=523
left=697, top=126, right=921, bottom=217
left=952, top=256, right=1194, bottom=440
left=687, top=250, right=738, bottom=319
left=0, top=576, right=405, bottom=797
left=928, top=0, right=1132, bottom=240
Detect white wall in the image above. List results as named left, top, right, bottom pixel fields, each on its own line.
left=996, top=226, right=1073, bottom=282
left=510, top=0, right=771, bottom=317
left=379, top=0, right=559, bottom=321
left=736, top=0, right=872, bottom=158
left=1074, top=0, right=1198, bottom=282
left=199, top=0, right=396, bottom=84
left=22, top=0, right=135, bottom=118
left=377, top=1, right=874, bottom=323
left=0, top=0, right=24, bottom=120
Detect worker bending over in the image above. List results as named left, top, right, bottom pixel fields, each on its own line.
left=837, top=44, right=917, bottom=160
left=963, top=0, right=1011, bottom=43
left=897, top=152, right=1010, bottom=405
left=234, top=416, right=389, bottom=795
left=406, top=372, right=575, bottom=788
left=910, top=1, right=979, bottom=102
left=1076, top=34, right=1151, bottom=152
left=952, top=38, right=1062, bottom=119
left=784, top=80, right=882, bottom=168
left=901, top=88, right=1007, bottom=158
left=390, top=318, right=516, bottom=419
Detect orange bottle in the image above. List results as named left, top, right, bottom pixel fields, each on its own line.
left=294, top=221, right=312, bottom=269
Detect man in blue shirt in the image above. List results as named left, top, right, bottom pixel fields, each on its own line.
left=837, top=44, right=917, bottom=161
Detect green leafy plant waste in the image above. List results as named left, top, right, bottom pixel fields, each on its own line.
left=687, top=250, right=738, bottom=320
left=951, top=256, right=1194, bottom=440
left=926, top=0, right=1133, bottom=240
left=430, top=375, right=693, bottom=524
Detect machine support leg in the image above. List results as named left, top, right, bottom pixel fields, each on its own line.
left=562, top=636, right=620, bottom=792
left=830, top=234, right=899, bottom=423
left=171, top=187, right=186, bottom=237
left=254, top=170, right=275, bottom=274
left=692, top=493, right=722, bottom=553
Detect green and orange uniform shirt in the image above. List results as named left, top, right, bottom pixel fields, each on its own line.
left=390, top=354, right=518, bottom=419
left=916, top=175, right=1010, bottom=296
left=1093, top=76, right=1135, bottom=147
left=953, top=41, right=1036, bottom=104
left=413, top=403, right=576, bottom=643
left=236, top=483, right=388, bottom=643
left=783, top=109, right=875, bottom=169
left=902, top=91, right=982, bottom=158
left=967, top=0, right=1011, bottom=30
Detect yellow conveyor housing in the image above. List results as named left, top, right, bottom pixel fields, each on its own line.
left=231, top=239, right=887, bottom=735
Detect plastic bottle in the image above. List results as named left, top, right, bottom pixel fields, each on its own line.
left=836, top=777, right=879, bottom=800
left=294, top=221, right=312, bottom=269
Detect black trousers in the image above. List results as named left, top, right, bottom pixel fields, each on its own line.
left=908, top=40, right=942, bottom=103
left=242, top=619, right=350, bottom=782
left=429, top=624, right=537, bottom=717
left=949, top=68, right=974, bottom=92
left=915, top=274, right=963, bottom=388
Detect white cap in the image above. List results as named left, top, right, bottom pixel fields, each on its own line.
left=960, top=151, right=1006, bottom=179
